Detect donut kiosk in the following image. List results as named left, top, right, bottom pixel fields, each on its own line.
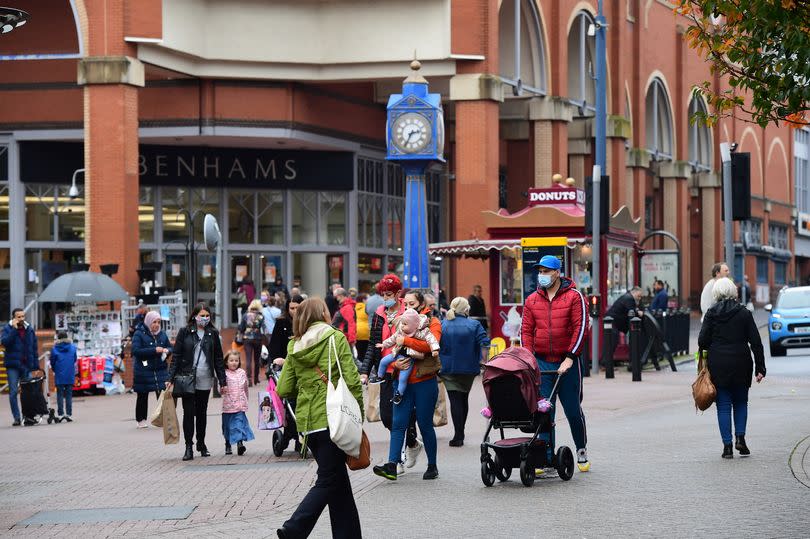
left=430, top=178, right=642, bottom=359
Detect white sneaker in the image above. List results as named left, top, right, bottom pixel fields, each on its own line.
left=405, top=439, right=423, bottom=469
left=137, top=420, right=148, bottom=429
left=397, top=463, right=406, bottom=476
left=577, top=448, right=590, bottom=472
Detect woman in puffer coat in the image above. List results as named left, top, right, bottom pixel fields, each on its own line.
left=698, top=277, right=766, bottom=459
left=132, top=311, right=171, bottom=428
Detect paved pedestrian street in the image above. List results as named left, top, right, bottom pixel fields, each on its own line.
left=2, top=352, right=809, bottom=538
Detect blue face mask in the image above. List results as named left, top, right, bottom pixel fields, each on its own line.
left=537, top=274, right=553, bottom=288
left=383, top=298, right=397, bottom=308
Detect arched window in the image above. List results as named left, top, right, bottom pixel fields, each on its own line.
left=688, top=97, right=712, bottom=171
left=645, top=78, right=673, bottom=160
left=499, top=0, right=548, bottom=96
left=567, top=11, right=596, bottom=114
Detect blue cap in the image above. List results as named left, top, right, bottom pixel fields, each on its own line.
left=533, top=255, right=561, bottom=270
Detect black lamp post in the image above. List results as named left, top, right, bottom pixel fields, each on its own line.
left=0, top=7, right=29, bottom=34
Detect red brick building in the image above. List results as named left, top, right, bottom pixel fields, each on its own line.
left=0, top=0, right=802, bottom=328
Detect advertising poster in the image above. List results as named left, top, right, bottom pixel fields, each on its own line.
left=520, top=237, right=567, bottom=302
left=639, top=252, right=678, bottom=297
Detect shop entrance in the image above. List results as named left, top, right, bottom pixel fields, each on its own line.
left=229, top=252, right=284, bottom=324
left=24, top=249, right=84, bottom=329
left=292, top=253, right=345, bottom=298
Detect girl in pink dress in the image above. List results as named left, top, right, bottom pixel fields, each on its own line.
left=221, top=350, right=255, bottom=455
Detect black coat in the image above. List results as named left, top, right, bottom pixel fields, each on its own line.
left=359, top=311, right=386, bottom=375
left=698, top=299, right=766, bottom=388
left=168, top=325, right=226, bottom=386
left=606, top=292, right=638, bottom=333
left=268, top=316, right=293, bottom=360
left=131, top=324, right=170, bottom=393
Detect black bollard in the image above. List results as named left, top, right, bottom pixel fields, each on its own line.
left=604, top=316, right=615, bottom=379
left=630, top=315, right=642, bottom=381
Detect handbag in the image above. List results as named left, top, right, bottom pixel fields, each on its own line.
left=346, top=430, right=371, bottom=470
left=692, top=350, right=716, bottom=411
left=433, top=379, right=448, bottom=427
left=316, top=334, right=364, bottom=457
left=172, top=337, right=202, bottom=397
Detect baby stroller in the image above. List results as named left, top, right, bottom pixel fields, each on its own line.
left=480, top=347, right=575, bottom=487
left=20, top=375, right=53, bottom=426
left=267, top=366, right=305, bottom=458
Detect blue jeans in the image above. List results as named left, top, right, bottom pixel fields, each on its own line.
left=377, top=352, right=412, bottom=395
left=6, top=367, right=30, bottom=422
left=715, top=385, right=749, bottom=445
left=56, top=385, right=73, bottom=417
left=388, top=377, right=438, bottom=466
left=536, top=357, right=587, bottom=451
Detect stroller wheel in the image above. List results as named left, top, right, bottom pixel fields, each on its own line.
left=556, top=446, right=575, bottom=481
left=519, top=459, right=535, bottom=487
left=272, top=430, right=285, bottom=457
left=481, top=460, right=496, bottom=487
left=493, top=454, right=511, bottom=482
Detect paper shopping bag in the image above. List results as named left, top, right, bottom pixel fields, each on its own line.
left=150, top=390, right=166, bottom=428
left=365, top=382, right=381, bottom=423
left=433, top=380, right=448, bottom=427
left=162, top=393, right=180, bottom=445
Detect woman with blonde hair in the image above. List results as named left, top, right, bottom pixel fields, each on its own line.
left=439, top=296, right=490, bottom=446
left=699, top=277, right=766, bottom=459
left=239, top=299, right=266, bottom=386
left=276, top=297, right=363, bottom=539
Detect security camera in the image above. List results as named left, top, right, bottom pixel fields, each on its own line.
left=730, top=142, right=738, bottom=152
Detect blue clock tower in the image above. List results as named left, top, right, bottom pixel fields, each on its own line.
left=386, top=60, right=445, bottom=288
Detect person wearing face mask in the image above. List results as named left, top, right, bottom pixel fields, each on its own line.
left=168, top=303, right=227, bottom=461
left=132, top=310, right=171, bottom=428
left=261, top=290, right=282, bottom=337
left=521, top=255, right=590, bottom=473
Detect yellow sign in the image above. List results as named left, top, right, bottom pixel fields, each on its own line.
left=521, top=237, right=568, bottom=248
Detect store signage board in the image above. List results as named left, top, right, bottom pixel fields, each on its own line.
left=527, top=187, right=585, bottom=207
left=639, top=251, right=678, bottom=298
left=799, top=212, right=810, bottom=237
left=19, top=141, right=354, bottom=191
left=520, top=237, right=568, bottom=302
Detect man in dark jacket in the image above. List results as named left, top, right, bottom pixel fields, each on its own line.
left=325, top=283, right=341, bottom=318
left=649, top=280, right=668, bottom=311
left=520, top=255, right=590, bottom=472
left=1, top=308, right=39, bottom=426
left=467, top=284, right=488, bottom=330
left=605, top=286, right=643, bottom=361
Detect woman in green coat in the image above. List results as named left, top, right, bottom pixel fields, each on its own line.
left=276, top=297, right=364, bottom=539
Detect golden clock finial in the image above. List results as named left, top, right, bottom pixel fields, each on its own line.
left=405, top=54, right=427, bottom=84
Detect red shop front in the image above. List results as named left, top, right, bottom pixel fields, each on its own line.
left=431, top=185, right=642, bottom=348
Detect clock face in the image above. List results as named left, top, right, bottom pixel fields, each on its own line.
left=392, top=112, right=432, bottom=154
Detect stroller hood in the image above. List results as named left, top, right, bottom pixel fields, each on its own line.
left=482, top=347, right=540, bottom=414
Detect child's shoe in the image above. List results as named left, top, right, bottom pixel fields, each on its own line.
left=391, top=391, right=403, bottom=405
left=237, top=441, right=246, bottom=456
left=225, top=443, right=232, bottom=455
left=576, top=448, right=590, bottom=472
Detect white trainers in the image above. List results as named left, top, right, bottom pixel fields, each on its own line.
left=137, top=420, right=148, bottom=429
left=405, top=439, right=423, bottom=469
left=397, top=462, right=406, bottom=476
left=577, top=448, right=590, bottom=472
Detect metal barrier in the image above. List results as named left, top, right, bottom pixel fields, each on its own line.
left=642, top=308, right=690, bottom=357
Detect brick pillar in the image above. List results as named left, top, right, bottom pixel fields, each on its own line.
left=659, top=161, right=693, bottom=302
left=452, top=99, right=500, bottom=297
left=529, top=97, right=573, bottom=187
left=79, top=57, right=145, bottom=295
left=697, top=172, right=721, bottom=284
left=627, top=148, right=652, bottom=232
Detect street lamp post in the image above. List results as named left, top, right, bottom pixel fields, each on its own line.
left=590, top=0, right=608, bottom=375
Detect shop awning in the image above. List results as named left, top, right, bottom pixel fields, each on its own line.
left=429, top=237, right=589, bottom=259
left=428, top=239, right=521, bottom=259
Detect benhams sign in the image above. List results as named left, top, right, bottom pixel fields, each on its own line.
left=528, top=187, right=585, bottom=207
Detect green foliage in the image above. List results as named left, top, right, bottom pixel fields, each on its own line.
left=676, top=0, right=810, bottom=126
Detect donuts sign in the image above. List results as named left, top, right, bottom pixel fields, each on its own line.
left=527, top=187, right=585, bottom=207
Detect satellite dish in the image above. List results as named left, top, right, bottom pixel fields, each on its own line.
left=203, top=214, right=221, bottom=251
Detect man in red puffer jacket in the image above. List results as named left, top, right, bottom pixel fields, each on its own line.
left=521, top=255, right=590, bottom=473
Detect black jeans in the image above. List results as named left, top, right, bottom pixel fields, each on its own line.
left=135, top=391, right=161, bottom=422
left=282, top=430, right=361, bottom=538
left=379, top=377, right=417, bottom=448
left=447, top=390, right=470, bottom=442
left=180, top=389, right=211, bottom=446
